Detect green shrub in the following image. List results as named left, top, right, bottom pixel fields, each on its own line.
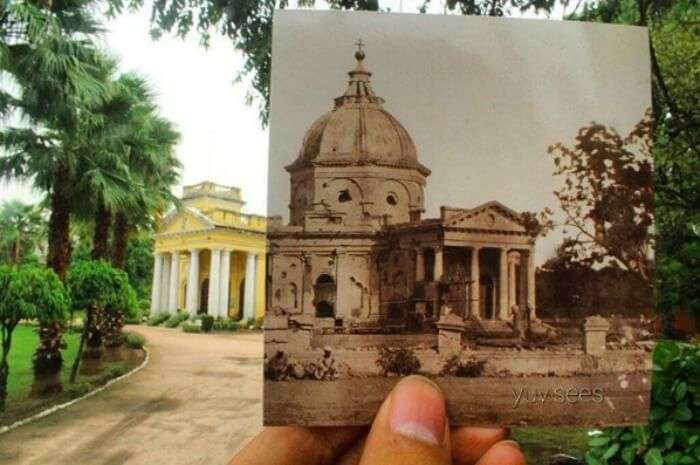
left=440, top=355, right=487, bottom=378
left=182, top=321, right=201, bottom=333
left=164, top=311, right=188, bottom=328
left=253, top=316, right=264, bottom=330
left=201, top=315, right=214, bottom=332
left=586, top=341, right=700, bottom=465
left=106, top=363, right=127, bottom=379
left=67, top=382, right=92, bottom=398
left=147, top=313, right=169, bottom=326
left=123, top=331, right=146, bottom=349
left=376, top=346, right=421, bottom=376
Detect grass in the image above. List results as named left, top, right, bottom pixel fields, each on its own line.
left=5, top=325, right=80, bottom=401
left=2, top=324, right=146, bottom=425
left=513, top=426, right=590, bottom=464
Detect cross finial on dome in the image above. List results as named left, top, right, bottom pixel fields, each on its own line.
left=355, top=38, right=366, bottom=62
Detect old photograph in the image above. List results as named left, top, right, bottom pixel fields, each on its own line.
left=264, top=11, right=655, bottom=427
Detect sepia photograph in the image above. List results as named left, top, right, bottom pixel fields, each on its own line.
left=264, top=10, right=656, bottom=427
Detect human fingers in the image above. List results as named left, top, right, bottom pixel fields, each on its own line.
left=228, top=426, right=365, bottom=465
left=451, top=427, right=510, bottom=465
left=474, top=440, right=527, bottom=465
left=358, top=375, right=452, bottom=465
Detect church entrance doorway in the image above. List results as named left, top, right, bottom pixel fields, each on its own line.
left=480, top=274, right=495, bottom=319
left=199, top=279, right=209, bottom=314
left=314, top=274, right=336, bottom=318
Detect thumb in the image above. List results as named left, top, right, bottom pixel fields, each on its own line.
left=358, top=375, right=451, bottom=465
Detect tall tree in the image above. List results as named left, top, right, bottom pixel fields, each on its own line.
left=0, top=200, right=45, bottom=264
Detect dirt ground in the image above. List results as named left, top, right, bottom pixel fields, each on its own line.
left=265, top=372, right=650, bottom=427
left=0, top=326, right=264, bottom=465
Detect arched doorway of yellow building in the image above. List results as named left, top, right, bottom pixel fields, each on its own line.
left=199, top=279, right=209, bottom=314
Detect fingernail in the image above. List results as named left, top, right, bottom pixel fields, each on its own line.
left=494, top=439, right=521, bottom=450
left=389, top=375, right=446, bottom=445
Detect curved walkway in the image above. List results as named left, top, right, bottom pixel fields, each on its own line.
left=0, top=326, right=263, bottom=465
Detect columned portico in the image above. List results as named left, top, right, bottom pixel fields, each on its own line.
left=152, top=182, right=267, bottom=322
left=415, top=248, right=425, bottom=282
left=527, top=248, right=536, bottom=319
left=433, top=246, right=443, bottom=281
left=186, top=249, right=200, bottom=316
left=243, top=252, right=257, bottom=320
left=168, top=251, right=180, bottom=314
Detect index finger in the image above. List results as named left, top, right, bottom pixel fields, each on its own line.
left=229, top=427, right=365, bottom=465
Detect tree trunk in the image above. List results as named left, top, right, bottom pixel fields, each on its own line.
left=80, top=306, right=104, bottom=375
left=111, top=211, right=129, bottom=269
left=1, top=325, right=15, bottom=412
left=70, top=305, right=91, bottom=383
left=91, top=200, right=111, bottom=260
left=30, top=322, right=64, bottom=397
left=47, top=161, right=72, bottom=280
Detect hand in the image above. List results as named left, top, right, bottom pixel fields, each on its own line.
left=229, top=375, right=526, bottom=465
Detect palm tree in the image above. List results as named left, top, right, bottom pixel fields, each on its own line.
left=0, top=199, right=45, bottom=264
left=1, top=0, right=109, bottom=393
left=1, top=0, right=110, bottom=279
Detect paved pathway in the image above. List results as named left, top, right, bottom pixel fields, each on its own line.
left=0, top=326, right=264, bottom=465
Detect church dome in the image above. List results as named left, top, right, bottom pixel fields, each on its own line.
left=286, top=45, right=430, bottom=176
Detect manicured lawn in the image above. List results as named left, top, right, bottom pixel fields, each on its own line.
left=513, top=426, right=590, bottom=463
left=5, top=325, right=80, bottom=401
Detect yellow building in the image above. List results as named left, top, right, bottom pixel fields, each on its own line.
left=151, top=182, right=266, bottom=320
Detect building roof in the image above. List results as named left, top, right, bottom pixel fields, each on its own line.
left=286, top=45, right=430, bottom=176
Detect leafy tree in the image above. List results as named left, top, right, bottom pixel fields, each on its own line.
left=66, top=260, right=134, bottom=381
left=0, top=265, right=69, bottom=409
left=545, top=113, right=654, bottom=286
left=0, top=199, right=45, bottom=265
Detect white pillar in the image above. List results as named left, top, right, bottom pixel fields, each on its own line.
left=527, top=248, right=536, bottom=320
left=150, top=253, right=164, bottom=314
left=219, top=250, right=231, bottom=318
left=470, top=247, right=480, bottom=319
left=168, top=251, right=180, bottom=314
left=498, top=248, right=508, bottom=320
left=508, top=258, right=517, bottom=314
left=208, top=249, right=221, bottom=316
left=415, top=248, right=425, bottom=282
left=243, top=252, right=257, bottom=320
left=433, top=246, right=443, bottom=281
left=160, top=254, right=171, bottom=313
left=186, top=249, right=200, bottom=316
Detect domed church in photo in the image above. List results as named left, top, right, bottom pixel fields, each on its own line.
left=266, top=44, right=539, bottom=333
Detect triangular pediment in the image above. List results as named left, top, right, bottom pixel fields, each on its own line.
left=158, top=207, right=215, bottom=234
left=444, top=201, right=526, bottom=233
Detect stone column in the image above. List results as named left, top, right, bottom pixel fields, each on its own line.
left=150, top=253, right=164, bottom=314
left=219, top=250, right=231, bottom=318
left=168, top=251, right=180, bottom=314
left=186, top=249, right=200, bottom=316
left=470, top=247, right=480, bottom=319
left=583, top=315, right=610, bottom=355
left=433, top=246, right=443, bottom=281
left=160, top=253, right=171, bottom=313
left=243, top=252, right=257, bottom=320
left=519, top=251, right=528, bottom=315
left=208, top=249, right=221, bottom=316
left=527, top=247, right=536, bottom=320
left=508, top=258, right=517, bottom=313
left=415, top=248, right=425, bottom=282
left=498, top=248, right=508, bottom=320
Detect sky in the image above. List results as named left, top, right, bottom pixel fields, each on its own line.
left=268, top=10, right=651, bottom=265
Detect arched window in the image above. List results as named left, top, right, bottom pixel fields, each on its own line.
left=314, top=274, right=336, bottom=318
